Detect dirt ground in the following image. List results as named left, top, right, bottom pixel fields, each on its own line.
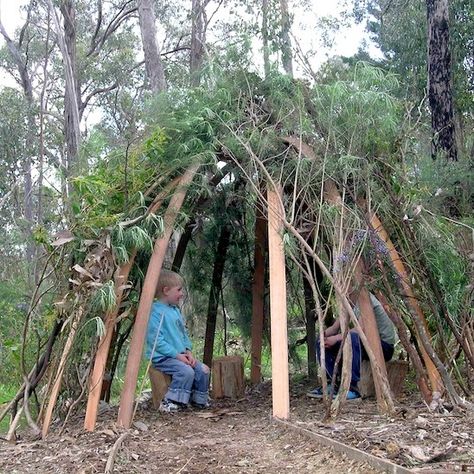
left=289, top=380, right=474, bottom=473
left=1, top=380, right=474, bottom=473
left=0, top=385, right=378, bottom=474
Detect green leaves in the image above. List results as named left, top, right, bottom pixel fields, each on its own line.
left=90, top=280, right=117, bottom=314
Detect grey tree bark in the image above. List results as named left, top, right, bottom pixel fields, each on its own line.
left=426, top=0, right=457, bottom=161
left=0, top=15, right=35, bottom=274
left=262, top=0, right=270, bottom=77
left=46, top=0, right=81, bottom=182
left=279, top=0, right=293, bottom=77
left=137, top=0, right=167, bottom=92
left=190, top=0, right=208, bottom=85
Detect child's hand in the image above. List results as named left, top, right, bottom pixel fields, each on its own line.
left=176, top=353, right=191, bottom=365
left=185, top=350, right=197, bottom=367
left=324, top=334, right=341, bottom=348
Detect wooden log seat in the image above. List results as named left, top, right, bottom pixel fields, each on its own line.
left=359, top=360, right=409, bottom=399
left=149, top=366, right=171, bottom=409
left=212, top=355, right=245, bottom=399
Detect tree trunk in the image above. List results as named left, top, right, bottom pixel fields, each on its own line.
left=0, top=17, right=36, bottom=282
left=190, top=0, right=207, bottom=85
left=250, top=199, right=267, bottom=384
left=426, top=0, right=457, bottom=161
left=262, top=0, right=270, bottom=78
left=279, top=0, right=293, bottom=77
left=303, top=275, right=317, bottom=379
left=137, top=0, right=167, bottom=93
left=57, top=1, right=81, bottom=177
left=203, top=225, right=232, bottom=368
left=171, top=223, right=193, bottom=271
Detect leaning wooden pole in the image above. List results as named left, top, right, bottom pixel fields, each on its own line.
left=117, top=163, right=199, bottom=428
left=353, top=261, right=393, bottom=413
left=84, top=257, right=135, bottom=431
left=42, top=309, right=83, bottom=438
left=250, top=197, right=267, bottom=384
left=367, top=210, right=443, bottom=394
left=84, top=179, right=180, bottom=432
left=267, top=184, right=289, bottom=419
left=323, top=179, right=394, bottom=414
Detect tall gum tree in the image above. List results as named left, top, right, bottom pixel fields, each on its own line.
left=426, top=0, right=457, bottom=161
left=137, top=0, right=167, bottom=92
left=0, top=9, right=36, bottom=278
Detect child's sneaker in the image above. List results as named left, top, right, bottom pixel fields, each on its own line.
left=159, top=398, right=181, bottom=413
left=306, top=384, right=333, bottom=399
left=346, top=389, right=361, bottom=401
left=191, top=401, right=211, bottom=410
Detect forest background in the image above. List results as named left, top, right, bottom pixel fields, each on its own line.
left=0, top=0, right=472, bottom=436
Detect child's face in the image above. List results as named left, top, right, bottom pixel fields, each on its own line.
left=162, top=285, right=184, bottom=306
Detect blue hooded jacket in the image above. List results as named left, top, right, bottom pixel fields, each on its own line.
left=145, top=300, right=192, bottom=362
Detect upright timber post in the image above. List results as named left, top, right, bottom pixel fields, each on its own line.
left=250, top=197, right=267, bottom=384
left=267, top=184, right=289, bottom=419
left=117, top=164, right=199, bottom=428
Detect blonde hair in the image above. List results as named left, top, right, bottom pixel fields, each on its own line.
left=155, top=270, right=184, bottom=298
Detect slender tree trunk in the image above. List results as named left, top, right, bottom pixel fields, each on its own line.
left=0, top=17, right=36, bottom=282
left=137, top=0, right=167, bottom=93
left=172, top=223, right=193, bottom=272
left=190, top=0, right=207, bottom=85
left=303, top=274, right=317, bottom=379
left=59, top=1, right=81, bottom=176
left=279, top=0, right=293, bottom=77
left=262, top=0, right=270, bottom=78
left=250, top=199, right=267, bottom=384
left=426, top=0, right=457, bottom=161
left=203, top=225, right=232, bottom=368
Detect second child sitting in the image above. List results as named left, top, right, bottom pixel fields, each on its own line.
left=145, top=270, right=210, bottom=412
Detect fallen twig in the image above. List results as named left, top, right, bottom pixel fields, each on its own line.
left=104, top=432, right=130, bottom=473
left=176, top=454, right=195, bottom=473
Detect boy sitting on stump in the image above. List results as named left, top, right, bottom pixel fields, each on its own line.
left=145, top=270, right=210, bottom=412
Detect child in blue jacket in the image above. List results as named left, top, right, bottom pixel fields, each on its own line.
left=145, top=270, right=210, bottom=412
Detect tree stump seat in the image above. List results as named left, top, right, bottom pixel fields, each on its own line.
left=149, top=367, right=171, bottom=408
left=212, top=355, right=245, bottom=399
left=359, top=359, right=409, bottom=399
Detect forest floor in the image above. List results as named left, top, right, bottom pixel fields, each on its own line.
left=1, top=379, right=473, bottom=473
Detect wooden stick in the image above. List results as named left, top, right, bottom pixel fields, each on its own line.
left=83, top=258, right=135, bottom=431
left=6, top=406, right=23, bottom=443
left=267, top=183, right=289, bottom=419
left=323, top=179, right=394, bottom=414
left=84, top=178, right=179, bottom=432
left=353, top=262, right=392, bottom=412
left=367, top=210, right=443, bottom=394
left=104, top=432, right=130, bottom=474
left=42, top=309, right=83, bottom=438
left=117, top=163, right=200, bottom=428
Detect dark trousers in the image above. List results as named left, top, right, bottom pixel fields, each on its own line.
left=316, top=332, right=394, bottom=391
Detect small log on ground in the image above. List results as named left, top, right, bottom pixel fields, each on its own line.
left=212, top=355, right=245, bottom=399
left=359, top=360, right=409, bottom=398
left=149, top=367, right=171, bottom=409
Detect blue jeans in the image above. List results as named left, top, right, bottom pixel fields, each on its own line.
left=153, top=357, right=210, bottom=405
left=316, top=333, right=394, bottom=391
